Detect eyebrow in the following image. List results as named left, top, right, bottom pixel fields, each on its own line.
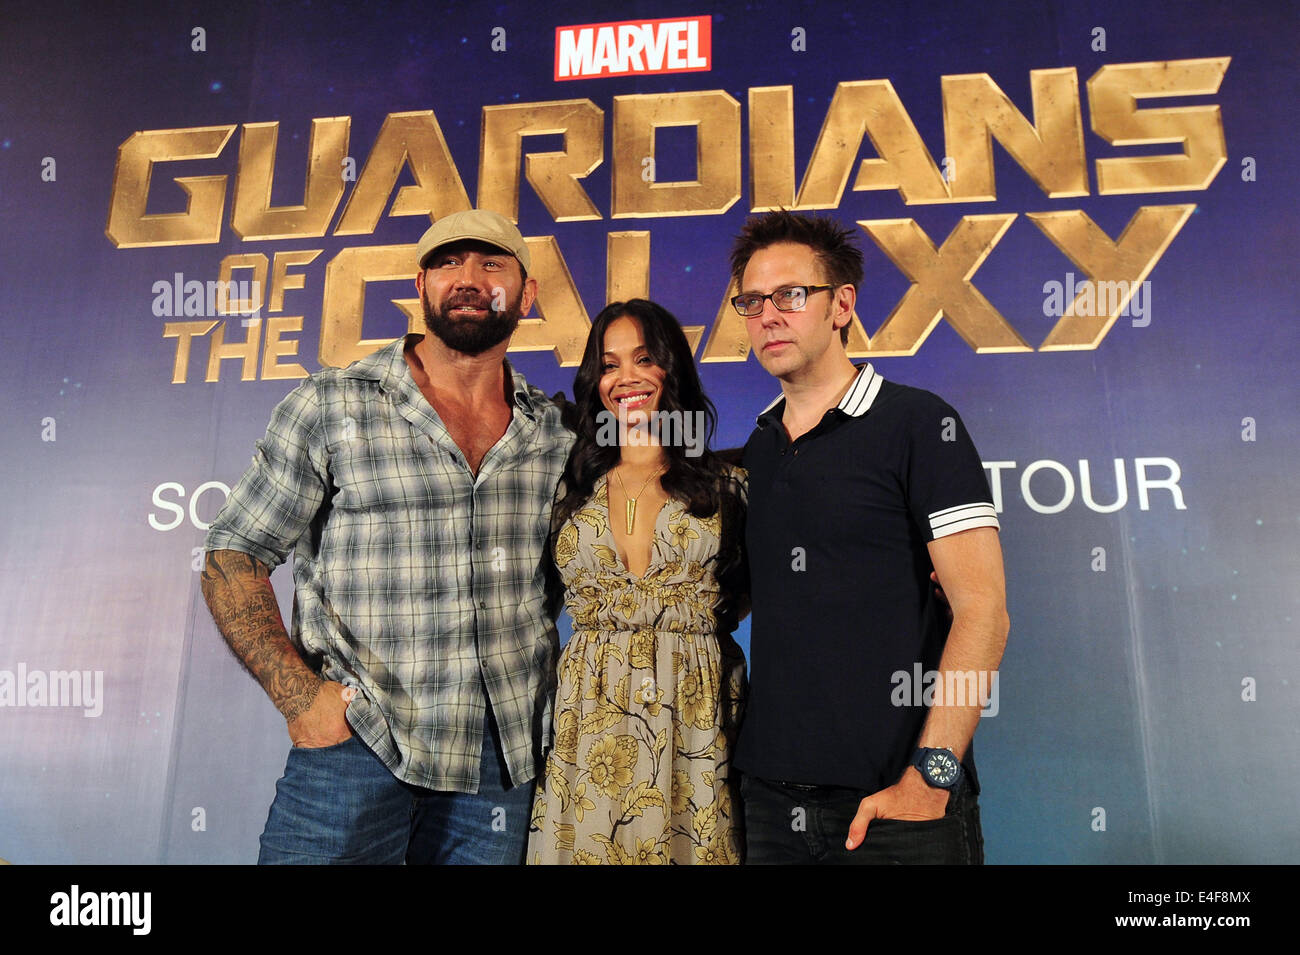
left=433, top=250, right=506, bottom=262
left=740, top=283, right=801, bottom=293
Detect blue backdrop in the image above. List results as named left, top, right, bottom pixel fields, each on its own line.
left=0, top=0, right=1295, bottom=863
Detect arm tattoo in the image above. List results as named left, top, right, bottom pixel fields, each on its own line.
left=200, top=550, right=321, bottom=722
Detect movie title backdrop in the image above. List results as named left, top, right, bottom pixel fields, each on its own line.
left=0, top=0, right=1295, bottom=863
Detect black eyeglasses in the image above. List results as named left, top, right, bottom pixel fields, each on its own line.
left=731, top=284, right=834, bottom=317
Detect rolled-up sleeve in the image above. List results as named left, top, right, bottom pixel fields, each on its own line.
left=204, top=379, right=328, bottom=570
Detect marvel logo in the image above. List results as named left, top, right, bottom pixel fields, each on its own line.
left=555, top=15, right=711, bottom=80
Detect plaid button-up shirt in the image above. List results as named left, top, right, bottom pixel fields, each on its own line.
left=205, top=337, right=574, bottom=792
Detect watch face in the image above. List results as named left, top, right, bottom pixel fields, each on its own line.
left=924, top=751, right=959, bottom=787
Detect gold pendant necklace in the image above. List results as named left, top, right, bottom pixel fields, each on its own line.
left=614, top=464, right=665, bottom=535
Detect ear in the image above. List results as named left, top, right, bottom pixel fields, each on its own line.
left=520, top=275, right=539, bottom=317
left=829, top=283, right=856, bottom=333
left=415, top=268, right=426, bottom=297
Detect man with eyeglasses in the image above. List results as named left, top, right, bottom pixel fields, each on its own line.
left=728, top=210, right=1009, bottom=864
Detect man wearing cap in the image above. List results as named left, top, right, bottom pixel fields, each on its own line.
left=201, top=210, right=573, bottom=864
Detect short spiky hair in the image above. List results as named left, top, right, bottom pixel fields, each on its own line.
left=729, top=211, right=863, bottom=344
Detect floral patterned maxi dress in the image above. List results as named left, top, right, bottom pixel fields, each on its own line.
left=528, top=472, right=746, bottom=864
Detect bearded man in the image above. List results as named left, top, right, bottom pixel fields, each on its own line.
left=201, top=210, right=573, bottom=864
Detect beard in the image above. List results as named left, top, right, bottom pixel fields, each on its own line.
left=421, top=285, right=524, bottom=356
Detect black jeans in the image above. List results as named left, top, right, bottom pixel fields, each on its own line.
left=741, top=772, right=984, bottom=865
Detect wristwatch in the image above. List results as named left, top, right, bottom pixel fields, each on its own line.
left=911, top=747, right=963, bottom=790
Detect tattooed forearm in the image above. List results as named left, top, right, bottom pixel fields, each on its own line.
left=200, top=550, right=322, bottom=722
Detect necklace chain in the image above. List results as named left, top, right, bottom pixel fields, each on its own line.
left=613, top=464, right=665, bottom=535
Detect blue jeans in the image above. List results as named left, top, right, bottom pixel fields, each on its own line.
left=741, top=773, right=984, bottom=865
left=258, top=710, right=533, bottom=865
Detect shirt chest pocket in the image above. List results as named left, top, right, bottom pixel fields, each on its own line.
left=326, top=426, right=460, bottom=513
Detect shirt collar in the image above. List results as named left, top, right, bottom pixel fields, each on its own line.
left=756, top=362, right=884, bottom=427
left=505, top=361, right=540, bottom=419
left=340, top=336, right=540, bottom=421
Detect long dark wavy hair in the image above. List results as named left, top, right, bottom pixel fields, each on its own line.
left=551, top=299, right=747, bottom=629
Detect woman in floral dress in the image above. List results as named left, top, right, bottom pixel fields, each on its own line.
left=528, top=299, right=748, bottom=865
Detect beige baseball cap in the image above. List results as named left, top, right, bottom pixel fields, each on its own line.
left=415, top=209, right=531, bottom=273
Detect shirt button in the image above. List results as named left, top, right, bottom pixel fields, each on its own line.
left=479, top=600, right=486, bottom=609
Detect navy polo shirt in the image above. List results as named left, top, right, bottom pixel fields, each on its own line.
left=735, top=363, right=999, bottom=793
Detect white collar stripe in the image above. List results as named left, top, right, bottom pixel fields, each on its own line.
left=757, top=392, right=785, bottom=417
left=838, top=363, right=879, bottom=417
left=755, top=363, right=881, bottom=424
left=840, top=367, right=870, bottom=415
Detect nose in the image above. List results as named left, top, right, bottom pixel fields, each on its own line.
left=758, top=297, right=785, bottom=326
left=452, top=260, right=486, bottom=288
